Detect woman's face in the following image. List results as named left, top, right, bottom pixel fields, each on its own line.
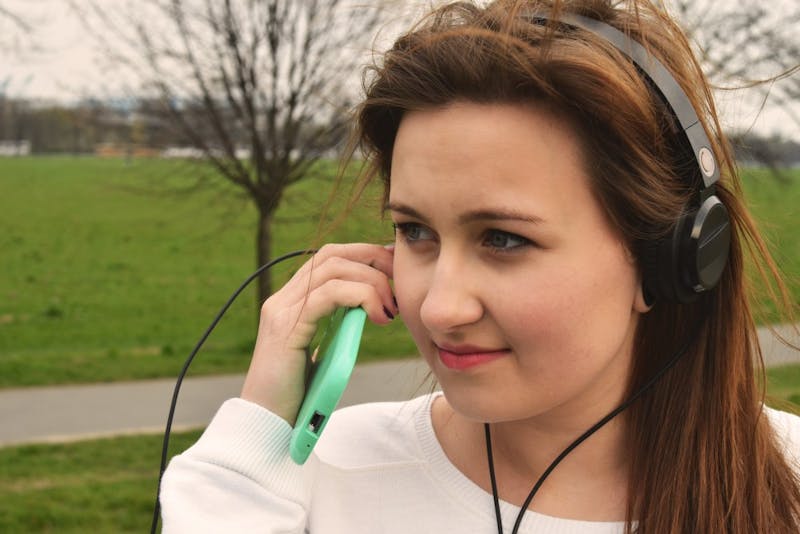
left=389, top=101, right=648, bottom=425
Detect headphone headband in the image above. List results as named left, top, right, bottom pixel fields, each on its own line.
left=526, top=12, right=731, bottom=303
left=529, top=13, right=720, bottom=193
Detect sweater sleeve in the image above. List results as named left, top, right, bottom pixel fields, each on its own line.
left=765, top=406, right=800, bottom=473
left=159, top=398, right=316, bottom=533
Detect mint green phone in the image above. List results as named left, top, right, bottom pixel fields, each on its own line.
left=289, top=307, right=367, bottom=464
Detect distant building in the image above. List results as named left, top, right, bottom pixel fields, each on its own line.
left=94, top=142, right=159, bottom=158
left=161, top=146, right=205, bottom=159
left=0, top=140, right=31, bottom=156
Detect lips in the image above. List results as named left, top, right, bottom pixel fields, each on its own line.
left=436, top=344, right=509, bottom=370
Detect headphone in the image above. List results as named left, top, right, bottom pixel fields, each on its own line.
left=531, top=13, right=732, bottom=304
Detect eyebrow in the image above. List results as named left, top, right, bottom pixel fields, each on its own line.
left=386, top=202, right=544, bottom=225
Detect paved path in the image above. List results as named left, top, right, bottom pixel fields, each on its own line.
left=0, top=324, right=797, bottom=448
left=0, top=359, right=434, bottom=448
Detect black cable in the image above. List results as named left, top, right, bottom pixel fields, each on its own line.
left=485, top=328, right=697, bottom=534
left=485, top=423, right=504, bottom=533
left=149, top=248, right=315, bottom=534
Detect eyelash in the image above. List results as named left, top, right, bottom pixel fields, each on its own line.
left=392, top=222, right=533, bottom=253
left=392, top=222, right=432, bottom=243
left=483, top=229, right=532, bottom=252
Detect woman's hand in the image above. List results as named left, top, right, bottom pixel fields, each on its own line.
left=240, top=243, right=397, bottom=424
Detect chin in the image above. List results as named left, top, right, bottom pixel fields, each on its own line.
left=438, top=384, right=521, bottom=424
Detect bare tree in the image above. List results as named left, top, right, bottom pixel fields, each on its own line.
left=673, top=0, right=800, bottom=151
left=0, top=3, right=31, bottom=40
left=72, top=0, right=395, bottom=304
left=0, top=3, right=32, bottom=140
left=0, top=1, right=48, bottom=59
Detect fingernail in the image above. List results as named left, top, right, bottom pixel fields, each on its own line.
left=383, top=306, right=395, bottom=320
left=392, top=296, right=399, bottom=310
left=384, top=243, right=395, bottom=252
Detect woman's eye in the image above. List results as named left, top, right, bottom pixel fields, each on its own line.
left=483, top=230, right=530, bottom=251
left=393, top=222, right=434, bottom=242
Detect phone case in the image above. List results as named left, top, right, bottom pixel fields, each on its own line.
left=289, top=307, right=367, bottom=464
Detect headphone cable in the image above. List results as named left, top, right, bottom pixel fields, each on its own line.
left=149, top=248, right=315, bottom=534
left=486, top=328, right=697, bottom=533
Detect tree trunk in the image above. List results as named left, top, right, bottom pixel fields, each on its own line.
left=256, top=205, right=273, bottom=315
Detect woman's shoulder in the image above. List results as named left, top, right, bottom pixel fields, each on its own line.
left=764, top=406, right=800, bottom=468
left=313, top=394, right=438, bottom=469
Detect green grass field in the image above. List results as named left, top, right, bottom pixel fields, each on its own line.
left=0, top=157, right=798, bottom=387
left=767, top=364, right=800, bottom=408
left=0, top=156, right=416, bottom=387
left=740, top=168, right=800, bottom=322
left=0, top=430, right=202, bottom=533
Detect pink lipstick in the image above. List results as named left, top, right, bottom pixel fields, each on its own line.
left=437, top=345, right=509, bottom=370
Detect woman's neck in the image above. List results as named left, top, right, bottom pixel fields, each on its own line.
left=431, top=395, right=630, bottom=522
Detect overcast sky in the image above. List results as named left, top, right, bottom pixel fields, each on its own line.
left=1, top=0, right=798, bottom=142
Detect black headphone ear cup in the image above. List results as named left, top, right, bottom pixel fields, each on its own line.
left=678, top=195, right=731, bottom=297
left=642, top=195, right=731, bottom=305
left=641, top=235, right=662, bottom=306
left=642, top=214, right=690, bottom=304
left=667, top=211, right=699, bottom=304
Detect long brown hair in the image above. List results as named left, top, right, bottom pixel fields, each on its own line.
left=347, top=0, right=800, bottom=531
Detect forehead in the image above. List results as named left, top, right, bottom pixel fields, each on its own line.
left=388, top=101, right=593, bottom=221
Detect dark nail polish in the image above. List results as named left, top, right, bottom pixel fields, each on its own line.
left=383, top=306, right=395, bottom=320
left=392, top=296, right=399, bottom=310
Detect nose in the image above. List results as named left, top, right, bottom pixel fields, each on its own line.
left=418, top=251, right=484, bottom=333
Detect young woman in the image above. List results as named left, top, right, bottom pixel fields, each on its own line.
left=159, top=1, right=800, bottom=532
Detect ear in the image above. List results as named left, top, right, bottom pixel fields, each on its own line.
left=634, top=283, right=654, bottom=313
left=624, top=243, right=653, bottom=313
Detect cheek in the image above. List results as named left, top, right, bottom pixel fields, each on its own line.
left=497, top=284, right=566, bottom=349
left=502, top=256, right=638, bottom=357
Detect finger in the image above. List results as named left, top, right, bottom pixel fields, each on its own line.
left=278, top=243, right=395, bottom=306
left=260, top=276, right=395, bottom=354
left=303, top=278, right=396, bottom=328
left=304, top=256, right=395, bottom=313
left=303, top=243, right=394, bottom=279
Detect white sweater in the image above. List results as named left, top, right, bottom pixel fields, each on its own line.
left=160, top=394, right=800, bottom=533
